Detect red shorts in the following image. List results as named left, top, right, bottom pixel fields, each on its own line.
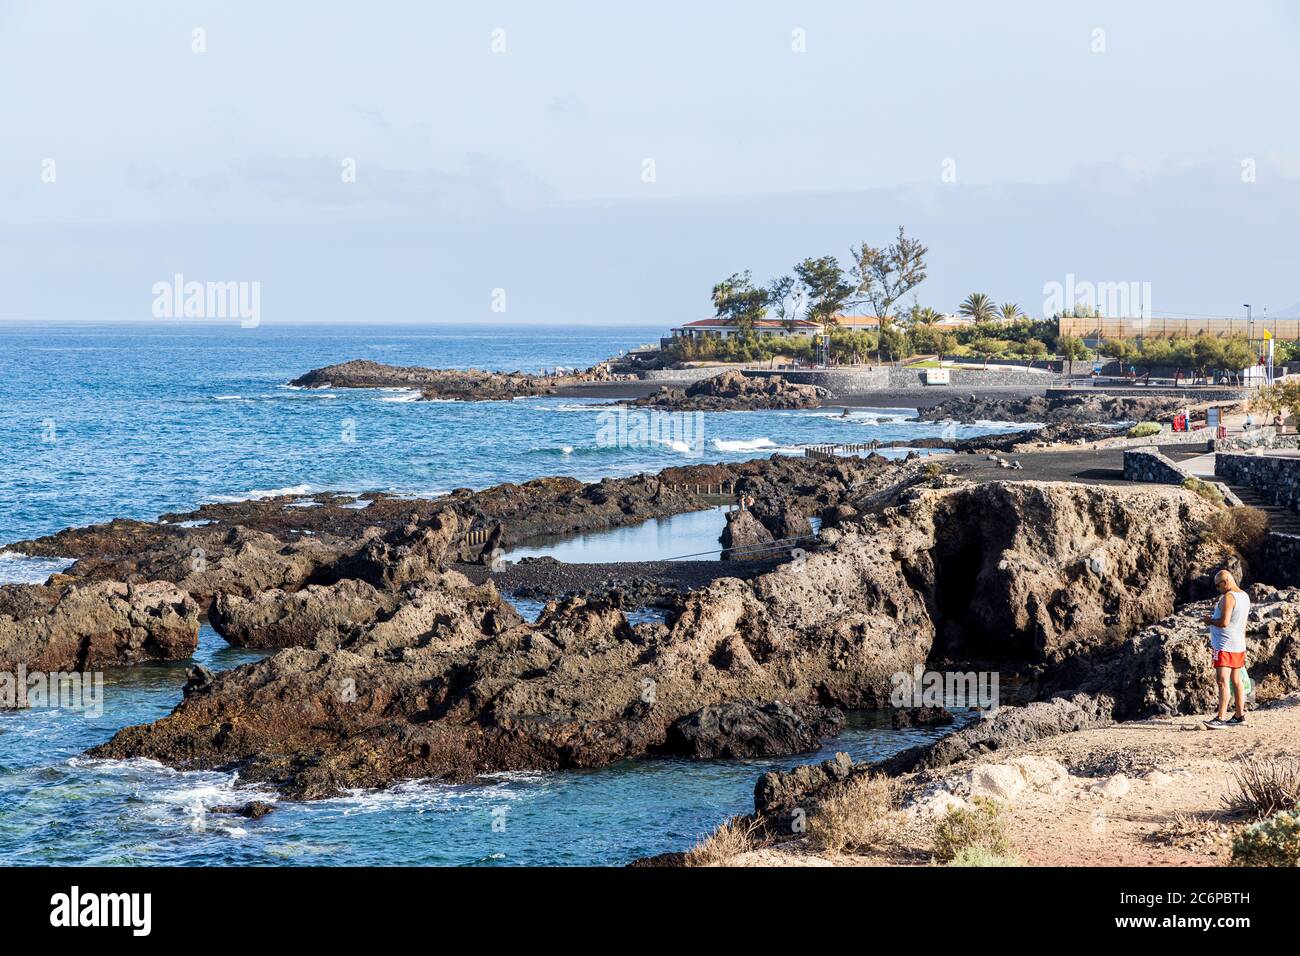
left=1214, top=650, right=1246, bottom=669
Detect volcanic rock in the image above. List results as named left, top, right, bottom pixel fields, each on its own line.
left=663, top=701, right=845, bottom=758
left=289, top=360, right=557, bottom=401
left=0, top=580, right=199, bottom=674
left=630, top=370, right=824, bottom=411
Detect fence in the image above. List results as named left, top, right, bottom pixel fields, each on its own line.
left=1058, top=316, right=1300, bottom=342
left=805, top=443, right=881, bottom=459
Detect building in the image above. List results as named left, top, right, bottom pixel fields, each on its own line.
left=669, top=318, right=822, bottom=340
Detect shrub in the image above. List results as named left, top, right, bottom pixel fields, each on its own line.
left=1222, top=757, right=1300, bottom=820
left=1126, top=422, right=1162, bottom=438
left=683, top=815, right=761, bottom=867
left=1181, top=476, right=1225, bottom=506
left=1210, top=506, right=1271, bottom=567
left=1232, top=811, right=1300, bottom=866
left=806, top=773, right=900, bottom=854
left=932, top=796, right=1011, bottom=862
left=947, top=845, right=1023, bottom=867
left=923, top=461, right=944, bottom=479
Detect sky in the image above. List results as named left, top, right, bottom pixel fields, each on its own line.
left=2, top=0, right=1299, bottom=325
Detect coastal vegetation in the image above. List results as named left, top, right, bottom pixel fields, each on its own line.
left=806, top=774, right=902, bottom=855
left=931, top=797, right=1011, bottom=863
left=1232, top=812, right=1300, bottom=867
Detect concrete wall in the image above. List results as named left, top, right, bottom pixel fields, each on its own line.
left=742, top=365, right=1054, bottom=396
left=1215, top=454, right=1300, bottom=515
left=638, top=366, right=732, bottom=384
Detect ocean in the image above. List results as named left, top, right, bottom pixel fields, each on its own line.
left=0, top=321, right=1018, bottom=866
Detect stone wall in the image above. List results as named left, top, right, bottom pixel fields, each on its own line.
left=1264, top=534, right=1300, bottom=587
left=1123, top=447, right=1189, bottom=484
left=1215, top=453, right=1300, bottom=515
left=638, top=366, right=732, bottom=384
left=1210, top=428, right=1300, bottom=452
left=741, top=365, right=1054, bottom=396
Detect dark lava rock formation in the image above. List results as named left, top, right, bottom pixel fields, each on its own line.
left=289, top=360, right=558, bottom=401
left=0, top=580, right=199, bottom=676
left=630, top=370, right=824, bottom=411
left=916, top=393, right=1233, bottom=426
left=86, top=480, right=1237, bottom=797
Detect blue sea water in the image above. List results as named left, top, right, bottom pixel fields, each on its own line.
left=0, top=321, right=1013, bottom=866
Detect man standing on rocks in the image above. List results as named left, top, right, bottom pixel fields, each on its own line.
left=1202, top=569, right=1251, bottom=729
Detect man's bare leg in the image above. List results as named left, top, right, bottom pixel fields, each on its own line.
left=1216, top=666, right=1232, bottom=721
left=1231, top=667, right=1246, bottom=719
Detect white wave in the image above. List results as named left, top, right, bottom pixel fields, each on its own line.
left=214, top=394, right=244, bottom=401
left=0, top=551, right=73, bottom=584
left=970, top=419, right=1045, bottom=430
left=561, top=446, right=574, bottom=454
left=205, top=483, right=314, bottom=504
left=711, top=437, right=776, bottom=452
left=377, top=389, right=422, bottom=403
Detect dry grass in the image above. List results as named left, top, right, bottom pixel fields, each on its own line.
left=1210, top=506, right=1271, bottom=567
left=683, top=815, right=762, bottom=867
left=1153, top=810, right=1220, bottom=849
left=1222, top=756, right=1300, bottom=820
left=1181, top=476, right=1225, bottom=506
left=932, top=796, right=1011, bottom=863
left=806, top=773, right=901, bottom=855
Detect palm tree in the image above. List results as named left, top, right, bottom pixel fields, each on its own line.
left=909, top=305, right=941, bottom=327
left=958, top=292, right=996, bottom=323
left=998, top=302, right=1025, bottom=322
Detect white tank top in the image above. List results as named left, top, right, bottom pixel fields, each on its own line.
left=1210, top=589, right=1250, bottom=653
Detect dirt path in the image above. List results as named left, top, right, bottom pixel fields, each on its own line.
left=728, top=697, right=1300, bottom=867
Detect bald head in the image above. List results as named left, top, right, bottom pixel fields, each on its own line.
left=1215, top=570, right=1238, bottom=591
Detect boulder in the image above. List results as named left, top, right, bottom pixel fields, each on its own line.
left=664, top=701, right=844, bottom=759
left=0, top=580, right=199, bottom=676
left=719, top=510, right=775, bottom=560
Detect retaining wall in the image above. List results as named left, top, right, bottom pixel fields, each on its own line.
left=742, top=365, right=1054, bottom=396
left=1215, top=453, right=1300, bottom=515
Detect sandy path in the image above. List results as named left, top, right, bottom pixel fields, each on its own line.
left=728, top=697, right=1300, bottom=867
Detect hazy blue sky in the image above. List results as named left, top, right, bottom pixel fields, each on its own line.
left=3, top=0, right=1299, bottom=324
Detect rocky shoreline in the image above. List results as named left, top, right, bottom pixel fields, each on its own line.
left=288, top=357, right=646, bottom=402
left=627, top=370, right=825, bottom=411
left=916, top=392, right=1239, bottom=425
left=5, top=422, right=1294, bottom=866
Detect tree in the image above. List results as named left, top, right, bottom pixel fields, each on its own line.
left=1219, top=336, right=1257, bottom=384
left=792, top=256, right=854, bottom=328
left=908, top=305, right=942, bottom=327
left=911, top=324, right=956, bottom=357
left=1023, top=338, right=1048, bottom=368
left=1057, top=335, right=1090, bottom=375
left=848, top=226, right=929, bottom=328
left=766, top=274, right=802, bottom=332
left=1191, top=334, right=1226, bottom=380
left=998, top=302, right=1025, bottom=322
left=879, top=326, right=913, bottom=363
left=958, top=292, right=996, bottom=323
left=710, top=270, right=768, bottom=336
left=968, top=335, right=1005, bottom=370
left=1100, top=338, right=1137, bottom=365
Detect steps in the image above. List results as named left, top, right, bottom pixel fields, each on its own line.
left=1223, top=483, right=1300, bottom=536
